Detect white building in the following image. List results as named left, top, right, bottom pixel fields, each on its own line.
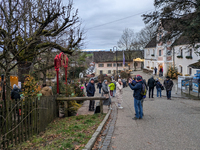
left=144, top=22, right=200, bottom=76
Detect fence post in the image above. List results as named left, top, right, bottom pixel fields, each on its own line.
left=64, top=101, right=68, bottom=117
left=100, top=100, right=103, bottom=114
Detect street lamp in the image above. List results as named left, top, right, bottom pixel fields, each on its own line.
left=113, top=46, right=118, bottom=80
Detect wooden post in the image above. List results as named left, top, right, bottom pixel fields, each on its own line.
left=64, top=101, right=68, bottom=117
left=100, top=100, right=103, bottom=114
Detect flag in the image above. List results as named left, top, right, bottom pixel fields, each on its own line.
left=123, top=50, right=125, bottom=66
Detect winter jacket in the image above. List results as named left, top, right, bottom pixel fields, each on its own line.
left=116, top=82, right=123, bottom=102
left=132, top=80, right=137, bottom=86
left=11, top=87, right=22, bottom=100
left=97, top=82, right=102, bottom=89
left=156, top=81, right=162, bottom=89
left=102, top=80, right=109, bottom=94
left=129, top=81, right=143, bottom=100
left=163, top=79, right=174, bottom=91
left=102, top=80, right=111, bottom=105
left=41, top=86, right=53, bottom=96
left=148, top=77, right=155, bottom=88
left=86, top=82, right=95, bottom=96
left=109, top=83, right=115, bottom=91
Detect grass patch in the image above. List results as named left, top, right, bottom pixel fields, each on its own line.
left=13, top=113, right=106, bottom=150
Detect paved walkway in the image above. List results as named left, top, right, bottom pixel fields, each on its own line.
left=109, top=86, right=200, bottom=150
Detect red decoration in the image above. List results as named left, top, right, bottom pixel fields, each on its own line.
left=54, top=52, right=69, bottom=94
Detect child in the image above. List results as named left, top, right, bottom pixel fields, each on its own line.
left=109, top=82, right=115, bottom=97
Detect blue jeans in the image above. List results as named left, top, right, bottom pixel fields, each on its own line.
left=166, top=90, right=171, bottom=99
left=99, top=88, right=101, bottom=94
left=113, top=89, right=116, bottom=97
left=134, top=98, right=143, bottom=119
left=157, top=88, right=162, bottom=97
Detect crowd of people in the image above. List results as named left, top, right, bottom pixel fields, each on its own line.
left=85, top=74, right=174, bottom=120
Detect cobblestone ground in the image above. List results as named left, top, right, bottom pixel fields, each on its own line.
left=109, top=82, right=200, bottom=150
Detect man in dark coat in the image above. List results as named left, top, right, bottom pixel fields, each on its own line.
left=97, top=81, right=102, bottom=94
left=128, top=75, right=143, bottom=120
left=87, top=78, right=96, bottom=111
left=164, top=76, right=174, bottom=100
left=11, top=84, right=22, bottom=101
left=147, top=76, right=155, bottom=98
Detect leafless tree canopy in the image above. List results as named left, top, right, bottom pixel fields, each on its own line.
left=0, top=0, right=84, bottom=98
left=117, top=25, right=156, bottom=51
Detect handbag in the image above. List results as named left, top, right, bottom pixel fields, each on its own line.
left=161, top=85, right=164, bottom=90
left=104, top=94, right=109, bottom=99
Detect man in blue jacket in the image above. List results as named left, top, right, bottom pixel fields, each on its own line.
left=87, top=78, right=96, bottom=111
left=128, top=75, right=143, bottom=120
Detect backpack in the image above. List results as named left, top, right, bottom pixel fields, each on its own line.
left=140, top=83, right=147, bottom=96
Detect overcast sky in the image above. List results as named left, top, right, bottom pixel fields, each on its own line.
left=65, top=0, right=155, bottom=50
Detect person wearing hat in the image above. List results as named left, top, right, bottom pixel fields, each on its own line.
left=155, top=78, right=162, bottom=97
left=163, top=76, right=174, bottom=100
left=128, top=75, right=144, bottom=120
left=86, top=78, right=96, bottom=111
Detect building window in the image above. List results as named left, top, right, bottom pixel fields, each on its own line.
left=180, top=66, right=182, bottom=73
left=189, top=49, right=192, bottom=57
left=118, top=63, right=122, bottom=67
left=153, top=49, right=155, bottom=55
left=125, top=63, right=128, bottom=67
left=159, top=50, right=161, bottom=56
left=98, top=64, right=104, bottom=67
left=108, top=70, right=111, bottom=74
left=100, top=70, right=103, bottom=74
left=107, top=63, right=112, bottom=67
left=147, top=49, right=150, bottom=55
left=113, top=63, right=116, bottom=67
left=181, top=49, right=183, bottom=56
left=189, top=68, right=192, bottom=75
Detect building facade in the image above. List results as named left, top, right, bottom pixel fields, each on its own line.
left=144, top=37, right=200, bottom=76
left=94, top=51, right=144, bottom=76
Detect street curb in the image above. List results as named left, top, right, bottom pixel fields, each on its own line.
left=83, top=110, right=111, bottom=150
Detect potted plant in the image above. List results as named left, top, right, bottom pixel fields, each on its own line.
left=186, top=56, right=192, bottom=59
left=177, top=55, right=183, bottom=58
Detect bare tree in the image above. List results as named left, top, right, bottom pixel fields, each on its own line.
left=0, top=0, right=83, bottom=99
left=117, top=28, right=135, bottom=50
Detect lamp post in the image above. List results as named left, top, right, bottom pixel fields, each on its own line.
left=113, top=46, right=118, bottom=80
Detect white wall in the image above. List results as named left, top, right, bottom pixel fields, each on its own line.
left=174, top=44, right=200, bottom=76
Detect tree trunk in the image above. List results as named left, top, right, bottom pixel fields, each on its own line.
left=5, top=72, right=11, bottom=101
left=43, top=71, right=46, bottom=84
left=18, top=62, right=32, bottom=83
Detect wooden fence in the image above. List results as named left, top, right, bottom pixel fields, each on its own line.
left=0, top=96, right=57, bottom=149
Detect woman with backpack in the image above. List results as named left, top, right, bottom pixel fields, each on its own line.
left=155, top=78, right=162, bottom=97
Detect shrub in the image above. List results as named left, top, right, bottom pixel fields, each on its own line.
left=185, top=74, right=190, bottom=76
left=186, top=56, right=192, bottom=59
left=177, top=55, right=183, bottom=58
left=120, top=71, right=128, bottom=79
left=98, top=74, right=104, bottom=82
left=22, top=75, right=39, bottom=97
left=151, top=67, right=154, bottom=69
left=104, top=77, right=111, bottom=82
left=167, top=66, right=178, bottom=79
